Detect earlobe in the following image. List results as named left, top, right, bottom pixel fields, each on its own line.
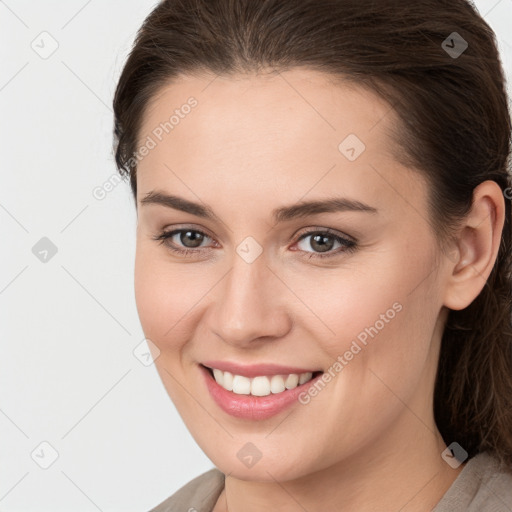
left=443, top=181, right=505, bottom=311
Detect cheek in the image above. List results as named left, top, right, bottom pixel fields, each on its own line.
left=304, top=245, right=441, bottom=397
left=134, top=241, right=220, bottom=357
left=291, top=253, right=435, bottom=354
left=281, top=259, right=442, bottom=467
left=134, top=242, right=189, bottom=349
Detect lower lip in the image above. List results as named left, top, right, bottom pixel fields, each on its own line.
left=200, top=364, right=323, bottom=420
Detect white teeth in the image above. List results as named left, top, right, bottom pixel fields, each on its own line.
left=270, top=375, right=285, bottom=394
left=299, top=372, right=313, bottom=385
left=232, top=375, right=251, bottom=394
left=285, top=373, right=299, bottom=389
left=223, top=371, right=234, bottom=391
left=251, top=376, right=271, bottom=396
left=209, top=368, right=316, bottom=396
left=213, top=368, right=223, bottom=384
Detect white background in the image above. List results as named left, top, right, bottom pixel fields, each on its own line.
left=1, top=1, right=511, bottom=510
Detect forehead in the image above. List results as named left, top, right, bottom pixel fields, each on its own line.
left=139, top=68, right=394, bottom=149
left=135, top=68, right=426, bottom=218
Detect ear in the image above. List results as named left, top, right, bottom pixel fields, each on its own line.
left=443, top=180, right=506, bottom=311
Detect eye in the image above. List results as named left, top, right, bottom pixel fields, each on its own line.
left=153, top=226, right=357, bottom=260
left=153, top=228, right=216, bottom=256
left=294, top=228, right=357, bottom=259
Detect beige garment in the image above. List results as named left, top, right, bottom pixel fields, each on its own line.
left=149, top=468, right=224, bottom=512
left=432, top=452, right=512, bottom=511
left=148, top=452, right=512, bottom=511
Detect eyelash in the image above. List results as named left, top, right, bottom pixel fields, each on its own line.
left=152, top=227, right=357, bottom=260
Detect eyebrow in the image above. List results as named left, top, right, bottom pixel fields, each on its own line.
left=140, top=190, right=378, bottom=223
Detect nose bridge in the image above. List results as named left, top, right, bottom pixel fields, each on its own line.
left=210, top=249, right=290, bottom=345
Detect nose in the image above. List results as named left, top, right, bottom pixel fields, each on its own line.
left=207, top=252, right=292, bottom=348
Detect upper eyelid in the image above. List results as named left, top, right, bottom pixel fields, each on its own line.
left=295, top=227, right=354, bottom=241
left=161, top=224, right=215, bottom=240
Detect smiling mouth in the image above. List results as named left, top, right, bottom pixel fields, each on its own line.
left=202, top=364, right=323, bottom=397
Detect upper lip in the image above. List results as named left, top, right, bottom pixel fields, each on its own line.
left=201, top=360, right=322, bottom=378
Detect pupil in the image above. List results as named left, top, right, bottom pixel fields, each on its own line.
left=311, top=234, right=333, bottom=253
left=181, top=231, right=204, bottom=248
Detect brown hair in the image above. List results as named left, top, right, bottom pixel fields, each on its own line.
left=112, top=0, right=512, bottom=467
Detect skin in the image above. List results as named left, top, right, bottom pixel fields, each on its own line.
left=133, top=69, right=505, bottom=511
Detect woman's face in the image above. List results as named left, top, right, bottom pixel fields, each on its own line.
left=134, top=69, right=453, bottom=481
